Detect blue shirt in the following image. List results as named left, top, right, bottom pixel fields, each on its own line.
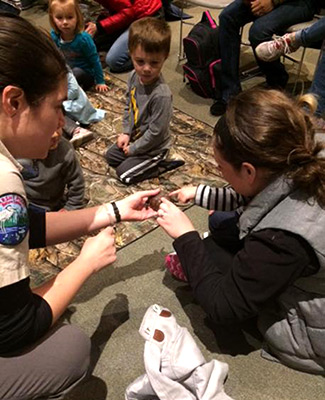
left=51, top=30, right=105, bottom=85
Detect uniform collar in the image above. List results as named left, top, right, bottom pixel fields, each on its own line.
left=0, top=140, right=23, bottom=172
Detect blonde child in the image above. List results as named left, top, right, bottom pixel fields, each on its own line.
left=49, top=0, right=108, bottom=92
left=105, top=17, right=174, bottom=184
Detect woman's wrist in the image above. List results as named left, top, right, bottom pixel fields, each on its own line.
left=103, top=203, right=116, bottom=225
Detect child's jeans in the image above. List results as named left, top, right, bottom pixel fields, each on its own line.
left=208, top=210, right=241, bottom=253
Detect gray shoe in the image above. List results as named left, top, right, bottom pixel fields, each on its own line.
left=70, top=127, right=94, bottom=148
left=256, top=33, right=300, bottom=62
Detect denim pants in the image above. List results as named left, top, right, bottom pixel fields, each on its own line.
left=105, top=29, right=133, bottom=72
left=218, top=0, right=316, bottom=102
left=296, top=16, right=325, bottom=116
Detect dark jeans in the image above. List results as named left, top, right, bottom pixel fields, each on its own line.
left=72, top=67, right=94, bottom=91
left=218, top=0, right=316, bottom=102
left=208, top=210, right=241, bottom=253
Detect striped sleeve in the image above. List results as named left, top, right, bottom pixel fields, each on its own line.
left=194, top=184, right=248, bottom=211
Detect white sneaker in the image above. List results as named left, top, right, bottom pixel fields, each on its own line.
left=70, top=127, right=94, bottom=148
left=256, top=33, right=300, bottom=62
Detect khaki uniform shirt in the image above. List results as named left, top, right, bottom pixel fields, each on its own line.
left=0, top=141, right=29, bottom=288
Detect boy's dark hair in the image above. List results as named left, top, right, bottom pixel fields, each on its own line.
left=129, top=17, right=171, bottom=57
left=0, top=12, right=67, bottom=105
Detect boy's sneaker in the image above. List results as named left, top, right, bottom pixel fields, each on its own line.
left=165, top=252, right=187, bottom=282
left=256, top=33, right=300, bottom=62
left=70, top=127, right=94, bottom=148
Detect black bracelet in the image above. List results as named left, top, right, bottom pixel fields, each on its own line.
left=111, top=201, right=121, bottom=223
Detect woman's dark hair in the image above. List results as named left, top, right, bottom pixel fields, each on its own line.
left=0, top=13, right=67, bottom=104
left=214, top=87, right=325, bottom=207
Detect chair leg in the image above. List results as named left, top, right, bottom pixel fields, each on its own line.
left=178, top=1, right=186, bottom=62
left=292, top=47, right=306, bottom=94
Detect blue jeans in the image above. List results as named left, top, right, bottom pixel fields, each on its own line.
left=219, top=0, right=316, bottom=102
left=105, top=29, right=133, bottom=72
left=295, top=17, right=325, bottom=116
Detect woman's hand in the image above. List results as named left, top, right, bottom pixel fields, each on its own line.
left=78, top=227, right=116, bottom=273
left=116, top=189, right=161, bottom=221
left=169, top=186, right=197, bottom=203
left=156, top=197, right=195, bottom=239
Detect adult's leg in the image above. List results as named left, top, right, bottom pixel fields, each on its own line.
left=105, top=29, right=133, bottom=73
left=72, top=67, right=94, bottom=91
left=218, top=0, right=254, bottom=102
left=298, top=16, right=325, bottom=47
left=0, top=324, right=91, bottom=400
left=249, top=0, right=316, bottom=87
left=310, top=45, right=325, bottom=116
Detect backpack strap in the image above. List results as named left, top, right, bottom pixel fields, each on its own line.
left=201, top=10, right=217, bottom=29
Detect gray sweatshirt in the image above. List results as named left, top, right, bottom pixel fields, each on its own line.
left=18, top=137, right=84, bottom=211
left=123, top=70, right=172, bottom=157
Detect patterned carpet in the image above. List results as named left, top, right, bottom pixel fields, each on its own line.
left=29, top=74, right=225, bottom=287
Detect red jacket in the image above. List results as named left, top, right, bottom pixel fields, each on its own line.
left=95, top=0, right=162, bottom=35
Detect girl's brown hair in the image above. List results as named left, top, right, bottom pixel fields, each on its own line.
left=214, top=88, right=325, bottom=207
left=0, top=13, right=67, bottom=104
left=49, top=0, right=84, bottom=34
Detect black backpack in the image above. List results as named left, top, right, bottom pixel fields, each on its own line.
left=183, top=10, right=221, bottom=99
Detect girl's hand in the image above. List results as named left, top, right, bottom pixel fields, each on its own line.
left=123, top=145, right=130, bottom=155
left=85, top=22, right=97, bottom=36
left=78, top=227, right=116, bottom=273
left=116, top=189, right=161, bottom=221
left=117, top=133, right=129, bottom=149
left=157, top=198, right=195, bottom=239
left=169, top=186, right=197, bottom=203
left=96, top=83, right=109, bottom=92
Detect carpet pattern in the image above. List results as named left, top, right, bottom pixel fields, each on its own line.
left=29, top=74, right=225, bottom=287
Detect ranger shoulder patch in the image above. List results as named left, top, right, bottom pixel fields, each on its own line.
left=0, top=193, right=29, bottom=246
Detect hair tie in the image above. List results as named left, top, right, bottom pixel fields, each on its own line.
left=286, top=149, right=298, bottom=166
left=287, top=148, right=314, bottom=166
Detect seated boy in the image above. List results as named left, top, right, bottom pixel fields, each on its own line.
left=18, top=129, right=85, bottom=212
left=105, top=17, right=174, bottom=184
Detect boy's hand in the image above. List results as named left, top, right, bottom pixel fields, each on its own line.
left=169, top=186, right=197, bottom=203
left=123, top=146, right=130, bottom=155
left=96, top=84, right=109, bottom=92
left=85, top=22, right=97, bottom=36
left=117, top=134, right=129, bottom=149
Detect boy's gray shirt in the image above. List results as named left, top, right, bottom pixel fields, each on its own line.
left=122, top=70, right=172, bottom=157
left=19, top=137, right=84, bottom=210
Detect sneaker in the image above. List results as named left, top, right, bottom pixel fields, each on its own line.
left=164, top=252, right=187, bottom=282
left=255, top=33, right=300, bottom=62
left=210, top=99, right=227, bottom=116
left=70, top=127, right=94, bottom=148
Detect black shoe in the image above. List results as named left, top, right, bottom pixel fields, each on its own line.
left=210, top=99, right=227, bottom=116
left=158, top=159, right=185, bottom=173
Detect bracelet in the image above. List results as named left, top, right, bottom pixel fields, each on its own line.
left=111, top=201, right=121, bottom=223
